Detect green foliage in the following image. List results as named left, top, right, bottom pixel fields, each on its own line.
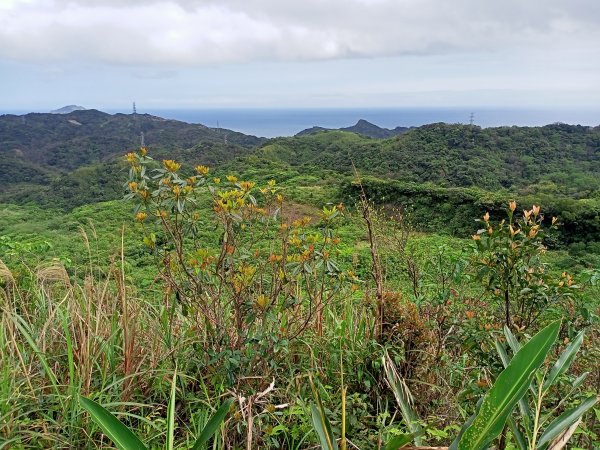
left=262, top=123, right=600, bottom=195
left=80, top=391, right=234, bottom=450
left=382, top=351, right=423, bottom=445
left=310, top=402, right=339, bottom=450
left=0, top=110, right=264, bottom=209
left=79, top=396, right=148, bottom=450
left=494, top=325, right=597, bottom=450
left=471, top=203, right=575, bottom=329
left=2, top=137, right=598, bottom=449
left=457, top=321, right=561, bottom=450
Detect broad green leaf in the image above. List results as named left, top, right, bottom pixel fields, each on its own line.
left=494, top=339, right=510, bottom=368
left=503, top=325, right=521, bottom=354
left=536, top=395, right=598, bottom=448
left=449, top=397, right=483, bottom=450
left=504, top=325, right=537, bottom=397
left=495, top=340, right=532, bottom=424
left=543, top=330, right=584, bottom=392
left=458, top=320, right=560, bottom=450
left=309, top=375, right=339, bottom=450
left=570, top=372, right=589, bottom=391
left=385, top=433, right=413, bottom=450
left=80, top=396, right=148, bottom=450
left=508, top=416, right=527, bottom=450
left=191, top=398, right=234, bottom=450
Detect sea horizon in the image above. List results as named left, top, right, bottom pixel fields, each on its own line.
left=2, top=106, right=599, bottom=138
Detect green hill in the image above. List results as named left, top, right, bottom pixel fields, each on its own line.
left=262, top=123, right=600, bottom=196
left=0, top=109, right=266, bottom=208
left=1, top=112, right=599, bottom=249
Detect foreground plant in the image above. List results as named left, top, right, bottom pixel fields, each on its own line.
left=453, top=320, right=596, bottom=450
left=471, top=203, right=574, bottom=330
left=80, top=370, right=234, bottom=450
left=377, top=320, right=595, bottom=450
left=494, top=325, right=597, bottom=450
left=309, top=371, right=414, bottom=450
left=125, top=148, right=350, bottom=384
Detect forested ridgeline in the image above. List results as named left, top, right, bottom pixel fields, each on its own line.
left=1, top=112, right=599, bottom=252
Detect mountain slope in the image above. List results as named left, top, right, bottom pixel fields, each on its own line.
left=0, top=109, right=264, bottom=172
left=0, top=109, right=266, bottom=208
left=264, top=123, right=600, bottom=195
left=296, top=119, right=411, bottom=138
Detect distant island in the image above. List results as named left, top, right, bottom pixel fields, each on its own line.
left=50, top=105, right=87, bottom=114
left=296, top=119, right=412, bottom=139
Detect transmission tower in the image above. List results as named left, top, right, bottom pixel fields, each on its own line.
left=469, top=112, right=475, bottom=126
left=133, top=102, right=137, bottom=114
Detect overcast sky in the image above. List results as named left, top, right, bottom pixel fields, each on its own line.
left=1, top=0, right=599, bottom=111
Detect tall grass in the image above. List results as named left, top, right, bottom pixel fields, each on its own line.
left=0, top=228, right=173, bottom=448
left=1, top=211, right=597, bottom=449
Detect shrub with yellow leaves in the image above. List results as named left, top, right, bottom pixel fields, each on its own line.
left=123, top=146, right=351, bottom=389
left=471, top=202, right=575, bottom=330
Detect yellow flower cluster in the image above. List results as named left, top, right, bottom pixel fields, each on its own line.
left=195, top=165, right=209, bottom=176
left=239, top=181, right=255, bottom=191
left=163, top=159, right=181, bottom=173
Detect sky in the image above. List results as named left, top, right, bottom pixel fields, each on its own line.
left=1, top=0, right=599, bottom=111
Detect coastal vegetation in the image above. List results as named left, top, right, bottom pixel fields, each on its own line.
left=0, top=112, right=598, bottom=449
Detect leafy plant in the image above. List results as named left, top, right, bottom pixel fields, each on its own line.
left=471, top=204, right=573, bottom=330
left=454, top=320, right=597, bottom=450
left=309, top=358, right=418, bottom=450
left=124, top=148, right=351, bottom=390
left=495, top=325, right=597, bottom=450
left=80, top=370, right=234, bottom=450
left=382, top=351, right=423, bottom=446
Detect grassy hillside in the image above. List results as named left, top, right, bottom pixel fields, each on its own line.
left=1, top=153, right=598, bottom=449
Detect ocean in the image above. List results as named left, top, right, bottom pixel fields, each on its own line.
left=136, top=108, right=600, bottom=137
left=3, top=107, right=599, bottom=138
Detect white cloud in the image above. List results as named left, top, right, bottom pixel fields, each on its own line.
left=0, top=0, right=598, bottom=66
left=1, top=0, right=599, bottom=110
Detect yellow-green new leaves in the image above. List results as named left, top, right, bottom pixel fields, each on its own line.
left=458, top=320, right=561, bottom=450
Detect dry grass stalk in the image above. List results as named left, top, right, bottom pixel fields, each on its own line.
left=0, top=259, right=15, bottom=287
left=36, top=262, right=71, bottom=287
